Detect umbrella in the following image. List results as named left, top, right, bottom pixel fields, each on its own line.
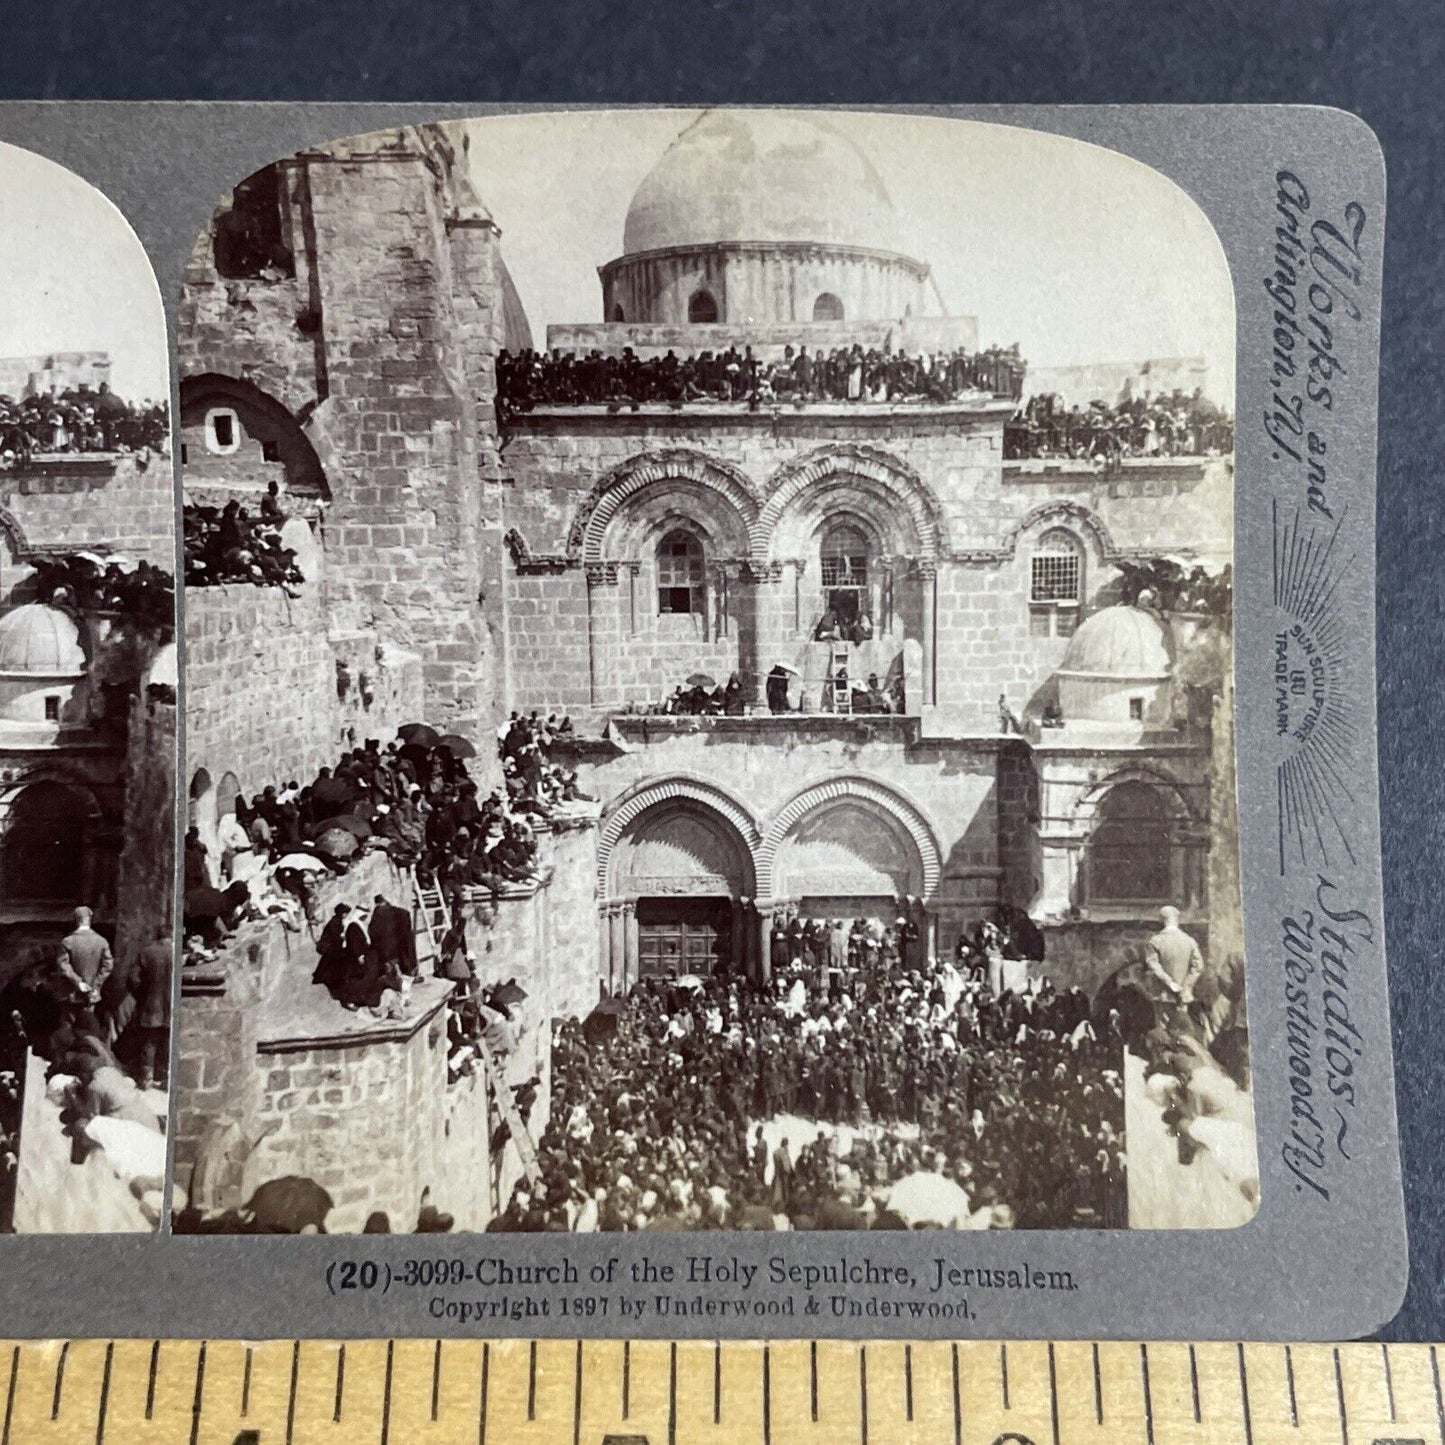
left=490, top=980, right=529, bottom=1009
left=325, top=813, right=372, bottom=839
left=438, top=733, right=477, bottom=759
left=246, top=1176, right=334, bottom=1234
left=672, top=974, right=706, bottom=992
left=275, top=853, right=329, bottom=874
left=685, top=673, right=717, bottom=688
left=309, top=776, right=355, bottom=810
left=885, top=1171, right=972, bottom=1230
left=771, top=662, right=801, bottom=676
left=397, top=722, right=441, bottom=748
left=183, top=886, right=233, bottom=920
left=582, top=997, right=626, bottom=1043
left=313, top=827, right=360, bottom=860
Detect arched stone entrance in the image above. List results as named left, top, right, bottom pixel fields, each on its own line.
left=599, top=778, right=761, bottom=992
left=760, top=776, right=941, bottom=965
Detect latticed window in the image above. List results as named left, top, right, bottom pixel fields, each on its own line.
left=1087, top=781, right=1173, bottom=904
left=657, top=530, right=705, bottom=615
left=820, top=522, right=870, bottom=588
left=1030, top=529, right=1083, bottom=637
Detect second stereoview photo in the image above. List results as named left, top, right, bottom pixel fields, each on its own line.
left=176, top=111, right=1248, bottom=1237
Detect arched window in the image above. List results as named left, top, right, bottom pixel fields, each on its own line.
left=1086, top=781, right=1172, bottom=905
left=1030, top=528, right=1083, bottom=638
left=657, top=530, right=705, bottom=615
left=812, top=292, right=845, bottom=322
left=688, top=290, right=719, bottom=323
left=2, top=782, right=88, bottom=903
left=610, top=303, right=625, bottom=322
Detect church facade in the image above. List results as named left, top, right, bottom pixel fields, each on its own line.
left=498, top=112, right=1235, bottom=993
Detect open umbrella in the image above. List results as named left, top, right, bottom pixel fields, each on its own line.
left=275, top=852, right=329, bottom=873
left=772, top=662, right=801, bottom=676
left=437, top=733, right=477, bottom=759
left=309, top=776, right=355, bottom=810
left=397, top=722, right=441, bottom=748
left=582, top=997, right=626, bottom=1044
left=672, top=974, right=706, bottom=992
left=313, top=827, right=360, bottom=860
left=246, top=1176, right=334, bottom=1234
left=685, top=673, right=718, bottom=689
left=489, top=979, right=529, bottom=1010
left=886, top=1171, right=972, bottom=1230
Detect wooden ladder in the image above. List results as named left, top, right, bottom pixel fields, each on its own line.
left=412, top=868, right=544, bottom=1191
left=829, top=645, right=851, bottom=713
left=412, top=871, right=450, bottom=967
left=478, top=1035, right=543, bottom=1189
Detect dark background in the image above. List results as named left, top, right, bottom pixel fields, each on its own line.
left=2, top=0, right=1440, bottom=1340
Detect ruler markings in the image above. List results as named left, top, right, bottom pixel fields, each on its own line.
left=1002, top=1340, right=1011, bottom=1409
left=379, top=1338, right=394, bottom=1445
left=1237, top=1342, right=1254, bottom=1445
left=432, top=1338, right=443, bottom=1422
left=527, top=1337, right=537, bottom=1421
left=570, top=1338, right=582, bottom=1445
left=0, top=1345, right=14, bottom=1445
left=1285, top=1342, right=1298, bottom=1426
left=334, top=1341, right=346, bottom=1421
left=1188, top=1343, right=1200, bottom=1424
left=715, top=1340, right=722, bottom=1424
left=1092, top=1341, right=1103, bottom=1425
left=905, top=1342, right=914, bottom=1422
left=1140, top=1343, right=1155, bottom=1445
left=50, top=1338, right=68, bottom=1419
left=1433, top=1345, right=1444, bottom=1444
left=762, top=1344, right=771, bottom=1445
left=668, top=1341, right=678, bottom=1445
left=950, top=1342, right=962, bottom=1445
left=859, top=1344, right=868, bottom=1445
left=623, top=1337, right=631, bottom=1418
left=241, top=1344, right=253, bottom=1417
left=1048, top=1341, right=1060, bottom=1445
left=1383, top=1339, right=1398, bottom=1421
left=811, top=1338, right=819, bottom=1421
left=477, top=1340, right=489, bottom=1445
left=145, top=1338, right=159, bottom=1420
left=94, top=1340, right=113, bottom=1445
left=189, top=1340, right=206, bottom=1445
left=1334, top=1346, right=1348, bottom=1445
left=285, top=1339, right=299, bottom=1445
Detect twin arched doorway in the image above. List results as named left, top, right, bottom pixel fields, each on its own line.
left=598, top=776, right=939, bottom=991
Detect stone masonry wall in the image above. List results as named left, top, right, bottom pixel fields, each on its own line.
left=113, top=691, right=176, bottom=981
left=3, top=451, right=176, bottom=570
left=185, top=583, right=422, bottom=806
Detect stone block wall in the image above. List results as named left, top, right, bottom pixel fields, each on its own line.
left=3, top=451, right=176, bottom=569
left=113, top=689, right=176, bottom=981
left=185, top=583, right=423, bottom=805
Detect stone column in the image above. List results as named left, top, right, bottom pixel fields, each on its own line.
left=919, top=563, right=937, bottom=708
left=607, top=903, right=627, bottom=995
left=621, top=900, right=639, bottom=991
left=755, top=900, right=776, bottom=984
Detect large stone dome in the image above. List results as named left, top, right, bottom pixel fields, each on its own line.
left=0, top=602, right=86, bottom=675
left=623, top=110, right=909, bottom=258
left=1059, top=605, right=1172, bottom=679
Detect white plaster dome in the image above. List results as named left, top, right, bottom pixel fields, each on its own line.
left=1058, top=605, right=1172, bottom=679
left=623, top=110, right=910, bottom=257
left=0, top=602, right=86, bottom=675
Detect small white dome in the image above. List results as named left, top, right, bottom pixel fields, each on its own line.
left=0, top=603, right=86, bottom=675
left=1058, top=605, right=1172, bottom=678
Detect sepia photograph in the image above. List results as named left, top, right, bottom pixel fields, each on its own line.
left=0, top=140, right=176, bottom=1233
left=174, top=109, right=1252, bottom=1238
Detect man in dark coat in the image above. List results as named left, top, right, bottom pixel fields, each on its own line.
left=368, top=892, right=417, bottom=977
left=136, top=927, right=172, bottom=1089
left=311, top=904, right=352, bottom=993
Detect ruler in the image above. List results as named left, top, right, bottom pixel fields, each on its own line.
left=1, top=1338, right=1440, bottom=1445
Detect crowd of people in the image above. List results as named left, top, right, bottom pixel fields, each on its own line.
left=1004, top=391, right=1233, bottom=461
left=496, top=343, right=1026, bottom=422
left=26, top=553, right=175, bottom=634
left=183, top=488, right=305, bottom=591
left=490, top=916, right=1127, bottom=1234
left=183, top=713, right=592, bottom=964
left=0, top=387, right=169, bottom=468
left=1, top=905, right=173, bottom=1229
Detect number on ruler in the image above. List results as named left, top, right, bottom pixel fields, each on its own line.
left=991, top=1436, right=1039, bottom=1445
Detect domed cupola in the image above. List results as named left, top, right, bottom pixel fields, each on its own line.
left=0, top=602, right=89, bottom=728
left=600, top=109, right=932, bottom=327
left=1053, top=604, right=1174, bottom=731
